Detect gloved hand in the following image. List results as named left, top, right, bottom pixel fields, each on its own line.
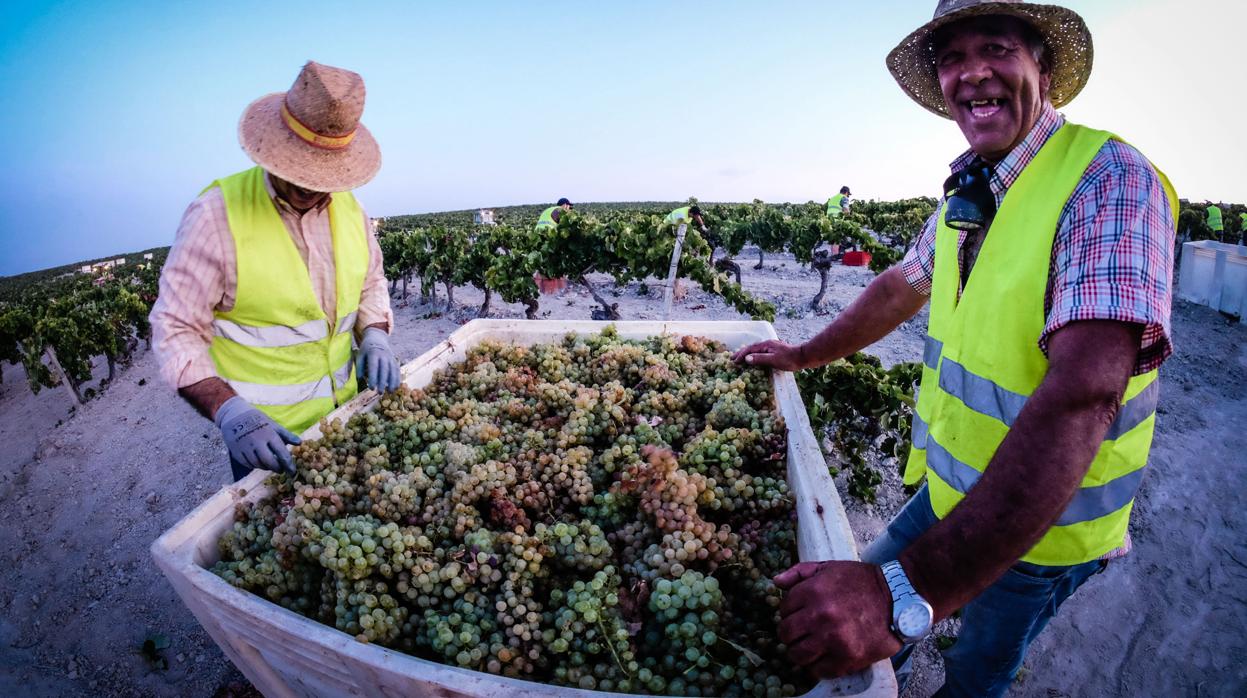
left=357, top=327, right=402, bottom=393
left=214, top=396, right=301, bottom=474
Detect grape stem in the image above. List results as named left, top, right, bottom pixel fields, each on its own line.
left=597, top=618, right=632, bottom=678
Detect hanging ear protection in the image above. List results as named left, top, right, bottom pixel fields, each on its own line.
left=943, top=163, right=996, bottom=231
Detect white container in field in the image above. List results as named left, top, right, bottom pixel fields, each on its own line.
left=1178, top=240, right=1247, bottom=321
left=151, top=320, right=897, bottom=698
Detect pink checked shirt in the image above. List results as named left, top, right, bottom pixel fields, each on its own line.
left=150, top=171, right=393, bottom=390
left=900, top=103, right=1176, bottom=376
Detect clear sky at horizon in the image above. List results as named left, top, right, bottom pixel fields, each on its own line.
left=1, top=0, right=1243, bottom=276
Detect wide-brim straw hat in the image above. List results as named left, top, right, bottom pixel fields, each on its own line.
left=886, top=0, right=1094, bottom=119
left=238, top=61, right=381, bottom=192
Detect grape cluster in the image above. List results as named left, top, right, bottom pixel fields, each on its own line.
left=545, top=566, right=638, bottom=691
left=314, top=515, right=424, bottom=580
left=212, top=328, right=811, bottom=696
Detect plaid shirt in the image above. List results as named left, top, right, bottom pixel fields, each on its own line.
left=900, top=103, right=1176, bottom=375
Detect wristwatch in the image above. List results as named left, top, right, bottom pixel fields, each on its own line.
left=881, top=560, right=934, bottom=644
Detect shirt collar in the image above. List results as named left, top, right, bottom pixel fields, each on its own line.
left=262, top=171, right=332, bottom=215
left=947, top=103, right=1065, bottom=205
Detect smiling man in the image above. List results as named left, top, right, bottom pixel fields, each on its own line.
left=734, top=1, right=1178, bottom=695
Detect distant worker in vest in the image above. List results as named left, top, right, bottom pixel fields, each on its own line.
left=536, top=198, right=573, bottom=230
left=1206, top=202, right=1223, bottom=241
left=151, top=61, right=401, bottom=482
left=735, top=2, right=1177, bottom=695
left=661, top=205, right=709, bottom=301
left=664, top=204, right=708, bottom=233
left=826, top=186, right=852, bottom=218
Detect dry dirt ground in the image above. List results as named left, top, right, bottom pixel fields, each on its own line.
left=1, top=250, right=1244, bottom=697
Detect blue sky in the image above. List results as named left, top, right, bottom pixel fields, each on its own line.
left=1, top=0, right=1243, bottom=276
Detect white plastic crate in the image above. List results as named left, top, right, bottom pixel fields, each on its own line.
left=151, top=320, right=897, bottom=698
left=1178, top=240, right=1247, bottom=320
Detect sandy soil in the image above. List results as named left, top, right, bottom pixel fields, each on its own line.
left=1, top=249, right=1243, bottom=697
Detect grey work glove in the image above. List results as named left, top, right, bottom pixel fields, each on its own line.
left=214, top=396, right=301, bottom=474
left=357, top=327, right=401, bottom=393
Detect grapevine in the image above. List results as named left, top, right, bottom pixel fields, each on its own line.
left=797, top=353, right=922, bottom=501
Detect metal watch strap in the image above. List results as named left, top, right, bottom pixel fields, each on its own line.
left=882, top=559, right=918, bottom=605
left=881, top=560, right=930, bottom=642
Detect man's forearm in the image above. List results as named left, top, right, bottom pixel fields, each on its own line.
left=179, top=377, right=237, bottom=422
left=899, top=321, right=1140, bottom=619
left=799, top=266, right=927, bottom=367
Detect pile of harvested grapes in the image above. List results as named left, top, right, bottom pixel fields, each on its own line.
left=212, top=328, right=812, bottom=696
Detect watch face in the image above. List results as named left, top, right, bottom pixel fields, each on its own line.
left=897, top=602, right=932, bottom=638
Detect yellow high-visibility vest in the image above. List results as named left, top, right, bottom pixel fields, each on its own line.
left=904, top=124, right=1178, bottom=566
left=536, top=206, right=559, bottom=229
left=826, top=194, right=848, bottom=218
left=207, top=167, right=368, bottom=434
left=1206, top=205, right=1223, bottom=232
left=665, top=206, right=692, bottom=226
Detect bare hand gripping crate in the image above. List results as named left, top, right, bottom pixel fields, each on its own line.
left=151, top=320, right=898, bottom=698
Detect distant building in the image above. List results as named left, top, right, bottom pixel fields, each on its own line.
left=143, top=253, right=154, bottom=260
left=474, top=209, right=497, bottom=226
left=84, top=259, right=123, bottom=274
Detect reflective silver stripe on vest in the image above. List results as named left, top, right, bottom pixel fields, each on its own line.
left=227, top=356, right=354, bottom=407
left=912, top=412, right=929, bottom=449
left=332, top=356, right=353, bottom=388
left=923, top=336, right=943, bottom=370
left=213, top=317, right=329, bottom=348
left=924, top=435, right=982, bottom=494
left=925, top=432, right=1145, bottom=526
left=228, top=374, right=335, bottom=406
left=938, top=357, right=1158, bottom=438
left=938, top=358, right=1029, bottom=426
left=337, top=311, right=358, bottom=336
left=1104, top=381, right=1160, bottom=440
left=1053, top=467, right=1145, bottom=526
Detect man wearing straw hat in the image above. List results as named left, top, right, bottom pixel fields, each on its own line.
left=152, top=61, right=401, bottom=481
left=735, top=1, right=1177, bottom=694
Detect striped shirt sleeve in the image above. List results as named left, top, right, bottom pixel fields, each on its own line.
left=900, top=204, right=942, bottom=297
left=149, top=191, right=232, bottom=390
left=1040, top=141, right=1176, bottom=375
left=355, top=211, right=395, bottom=337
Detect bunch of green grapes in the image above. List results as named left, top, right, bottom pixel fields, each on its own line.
left=680, top=427, right=746, bottom=474
left=215, top=549, right=319, bottom=614
left=418, top=590, right=499, bottom=669
left=536, top=520, right=613, bottom=572
left=314, top=515, right=424, bottom=580
left=363, top=468, right=431, bottom=522
left=534, top=446, right=594, bottom=511
left=544, top=566, right=638, bottom=691
left=326, top=576, right=409, bottom=644
left=210, top=329, right=817, bottom=696
left=216, top=500, right=280, bottom=562
left=582, top=488, right=637, bottom=532
left=706, top=392, right=760, bottom=431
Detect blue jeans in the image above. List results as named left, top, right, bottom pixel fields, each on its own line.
left=229, top=455, right=251, bottom=482
left=861, top=486, right=1107, bottom=698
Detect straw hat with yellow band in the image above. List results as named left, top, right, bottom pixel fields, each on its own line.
left=886, top=0, right=1094, bottom=119
left=237, top=61, right=382, bottom=193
